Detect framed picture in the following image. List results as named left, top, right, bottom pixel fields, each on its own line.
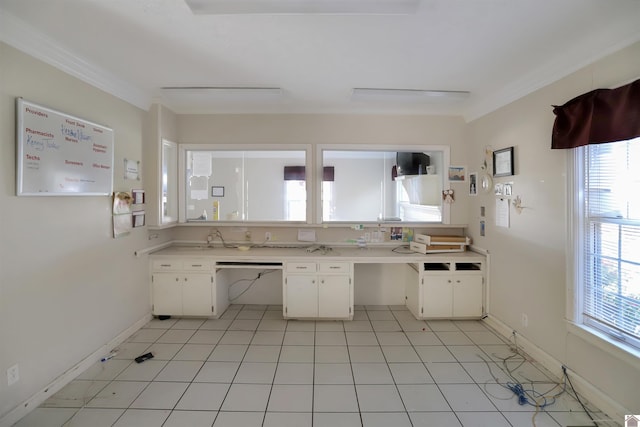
left=211, top=186, right=224, bottom=197
left=132, top=189, right=145, bottom=204
left=132, top=210, right=145, bottom=228
left=469, top=172, right=477, bottom=196
left=448, top=166, right=466, bottom=182
left=493, top=147, right=514, bottom=177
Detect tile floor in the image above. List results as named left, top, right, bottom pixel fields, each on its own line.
left=16, top=305, right=618, bottom=427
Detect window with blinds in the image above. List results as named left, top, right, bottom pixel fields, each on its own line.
left=582, top=137, right=640, bottom=349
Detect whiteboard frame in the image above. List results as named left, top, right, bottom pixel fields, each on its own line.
left=16, top=98, right=115, bottom=196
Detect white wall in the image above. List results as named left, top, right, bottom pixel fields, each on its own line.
left=465, top=41, right=640, bottom=415
left=0, top=43, right=150, bottom=421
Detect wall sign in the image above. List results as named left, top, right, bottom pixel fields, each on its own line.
left=16, top=98, right=114, bottom=196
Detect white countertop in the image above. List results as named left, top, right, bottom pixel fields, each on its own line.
left=150, top=245, right=485, bottom=264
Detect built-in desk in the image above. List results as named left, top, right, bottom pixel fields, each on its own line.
left=149, top=245, right=485, bottom=320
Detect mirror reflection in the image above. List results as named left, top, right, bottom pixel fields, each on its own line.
left=183, top=149, right=308, bottom=222
left=322, top=149, right=445, bottom=222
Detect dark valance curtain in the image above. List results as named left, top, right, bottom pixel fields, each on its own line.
left=551, top=78, right=640, bottom=149
left=284, top=166, right=335, bottom=181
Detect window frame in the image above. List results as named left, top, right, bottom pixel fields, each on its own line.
left=567, top=144, right=640, bottom=364
left=178, top=144, right=313, bottom=225
left=315, top=144, right=451, bottom=225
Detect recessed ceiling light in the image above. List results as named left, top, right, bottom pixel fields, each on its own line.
left=351, top=88, right=470, bottom=102
left=185, top=0, right=420, bottom=15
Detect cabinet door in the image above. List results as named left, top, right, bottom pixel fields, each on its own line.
left=318, top=275, right=351, bottom=318
left=405, top=264, right=420, bottom=318
left=452, top=274, right=483, bottom=317
left=182, top=274, right=213, bottom=316
left=152, top=273, right=183, bottom=315
left=285, top=275, right=318, bottom=318
left=422, top=275, right=453, bottom=318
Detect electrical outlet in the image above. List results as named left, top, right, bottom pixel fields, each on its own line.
left=265, top=232, right=272, bottom=241
left=245, top=231, right=251, bottom=241
left=7, top=364, right=19, bottom=386
left=521, top=313, right=529, bottom=328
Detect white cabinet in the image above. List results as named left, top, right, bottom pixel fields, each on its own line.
left=406, top=258, right=484, bottom=319
left=152, top=273, right=184, bottom=315
left=451, top=273, right=483, bottom=317
left=285, top=273, right=318, bottom=318
left=283, top=262, right=353, bottom=319
left=151, top=258, right=228, bottom=317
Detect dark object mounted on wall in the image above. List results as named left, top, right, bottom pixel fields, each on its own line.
left=396, top=152, right=430, bottom=176
left=551, top=78, right=640, bottom=149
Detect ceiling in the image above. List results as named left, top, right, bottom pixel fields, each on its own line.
left=1, top=0, right=640, bottom=120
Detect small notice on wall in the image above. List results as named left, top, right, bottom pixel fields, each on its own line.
left=496, top=198, right=510, bottom=228
left=124, top=158, right=140, bottom=180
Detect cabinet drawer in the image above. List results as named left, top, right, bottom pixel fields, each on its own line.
left=319, top=262, right=350, bottom=273
left=152, top=259, right=181, bottom=270
left=182, top=259, right=212, bottom=271
left=286, top=262, right=317, bottom=273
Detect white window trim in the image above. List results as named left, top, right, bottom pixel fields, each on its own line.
left=566, top=146, right=640, bottom=369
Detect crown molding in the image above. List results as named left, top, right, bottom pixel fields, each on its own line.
left=0, top=10, right=151, bottom=111
left=463, top=32, right=640, bottom=122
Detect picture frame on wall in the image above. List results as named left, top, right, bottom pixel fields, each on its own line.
left=448, top=165, right=466, bottom=182
left=211, top=186, right=225, bottom=197
left=493, top=147, right=514, bottom=177
left=469, top=172, right=477, bottom=196
left=132, top=189, right=145, bottom=204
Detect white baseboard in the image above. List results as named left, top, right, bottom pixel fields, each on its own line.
left=483, top=314, right=630, bottom=422
left=0, top=313, right=152, bottom=427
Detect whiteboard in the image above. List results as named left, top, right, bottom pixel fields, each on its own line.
left=16, top=98, right=114, bottom=196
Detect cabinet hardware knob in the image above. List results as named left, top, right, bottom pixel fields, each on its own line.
left=175, top=278, right=179, bottom=282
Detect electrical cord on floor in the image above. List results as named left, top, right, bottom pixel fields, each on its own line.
left=476, top=345, right=567, bottom=427
left=228, top=270, right=278, bottom=301
left=562, top=365, right=598, bottom=427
